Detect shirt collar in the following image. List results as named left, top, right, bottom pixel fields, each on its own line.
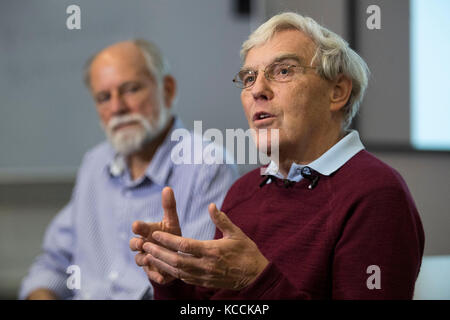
left=262, top=130, right=365, bottom=181
left=107, top=116, right=183, bottom=187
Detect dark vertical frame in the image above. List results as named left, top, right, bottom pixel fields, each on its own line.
left=347, top=0, right=360, bottom=132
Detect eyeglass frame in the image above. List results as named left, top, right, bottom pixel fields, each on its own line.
left=232, top=60, right=319, bottom=89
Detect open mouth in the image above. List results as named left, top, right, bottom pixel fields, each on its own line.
left=253, top=112, right=275, bottom=124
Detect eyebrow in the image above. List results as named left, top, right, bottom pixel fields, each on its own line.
left=272, top=53, right=304, bottom=64
left=94, top=81, right=140, bottom=94
left=118, top=81, right=141, bottom=90
left=241, top=53, right=306, bottom=71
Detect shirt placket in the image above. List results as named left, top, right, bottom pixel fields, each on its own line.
left=109, top=179, right=134, bottom=298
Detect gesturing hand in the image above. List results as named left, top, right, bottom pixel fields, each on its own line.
left=129, top=186, right=182, bottom=284
left=142, top=203, right=269, bottom=291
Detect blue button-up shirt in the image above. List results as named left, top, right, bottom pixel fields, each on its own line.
left=263, top=130, right=365, bottom=181
left=19, top=118, right=238, bottom=299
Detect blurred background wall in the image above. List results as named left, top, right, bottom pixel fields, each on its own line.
left=0, top=0, right=449, bottom=299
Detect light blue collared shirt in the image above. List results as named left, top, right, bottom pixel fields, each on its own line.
left=263, top=130, right=365, bottom=182
left=19, top=117, right=238, bottom=300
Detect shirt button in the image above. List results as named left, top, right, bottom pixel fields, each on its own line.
left=123, top=190, right=132, bottom=198
left=109, top=271, right=119, bottom=281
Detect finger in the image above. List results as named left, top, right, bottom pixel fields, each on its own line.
left=129, top=237, right=144, bottom=251
left=143, top=265, right=173, bottom=284
left=132, top=220, right=164, bottom=244
left=132, top=220, right=153, bottom=238
left=208, top=203, right=242, bottom=238
left=151, top=231, right=205, bottom=256
left=143, top=265, right=165, bottom=284
left=161, top=187, right=180, bottom=228
left=134, top=252, right=149, bottom=267
left=145, top=253, right=192, bottom=281
left=142, top=262, right=176, bottom=285
left=143, top=242, right=204, bottom=273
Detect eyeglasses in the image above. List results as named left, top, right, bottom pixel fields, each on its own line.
left=232, top=62, right=318, bottom=89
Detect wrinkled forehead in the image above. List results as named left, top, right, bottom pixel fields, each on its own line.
left=242, top=29, right=317, bottom=69
left=89, top=50, right=156, bottom=92
left=91, top=43, right=154, bottom=77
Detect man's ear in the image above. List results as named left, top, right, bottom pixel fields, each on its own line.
left=163, top=75, right=177, bottom=108
left=329, top=74, right=352, bottom=112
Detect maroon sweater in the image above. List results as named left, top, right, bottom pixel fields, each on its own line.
left=152, top=150, right=425, bottom=299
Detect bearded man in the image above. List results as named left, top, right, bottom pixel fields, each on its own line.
left=19, top=39, right=238, bottom=300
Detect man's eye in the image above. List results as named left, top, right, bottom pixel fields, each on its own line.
left=96, top=94, right=110, bottom=103
left=243, top=75, right=255, bottom=85
left=280, top=67, right=290, bottom=75
left=273, top=64, right=293, bottom=77
left=240, top=71, right=256, bottom=85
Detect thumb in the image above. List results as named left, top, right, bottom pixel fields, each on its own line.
left=208, top=203, right=241, bottom=238
left=161, top=186, right=180, bottom=228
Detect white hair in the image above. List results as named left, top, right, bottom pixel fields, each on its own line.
left=132, top=39, right=171, bottom=84
left=241, top=12, right=370, bottom=129
left=83, top=39, right=171, bottom=88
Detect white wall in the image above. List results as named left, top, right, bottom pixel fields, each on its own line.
left=0, top=0, right=251, bottom=179
left=373, top=151, right=450, bottom=256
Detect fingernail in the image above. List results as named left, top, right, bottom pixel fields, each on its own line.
left=153, top=232, right=160, bottom=241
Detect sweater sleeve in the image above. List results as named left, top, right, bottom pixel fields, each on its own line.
left=151, top=280, right=200, bottom=300
left=208, top=262, right=311, bottom=300
left=331, top=182, right=425, bottom=299
left=152, top=263, right=311, bottom=300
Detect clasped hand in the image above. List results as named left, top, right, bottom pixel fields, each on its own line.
left=129, top=187, right=268, bottom=290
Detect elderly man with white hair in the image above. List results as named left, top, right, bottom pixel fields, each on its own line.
left=131, top=12, right=424, bottom=299
left=19, top=39, right=238, bottom=300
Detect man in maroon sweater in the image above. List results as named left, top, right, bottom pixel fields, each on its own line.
left=130, top=12, right=424, bottom=299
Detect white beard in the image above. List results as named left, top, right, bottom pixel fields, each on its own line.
left=103, top=106, right=170, bottom=156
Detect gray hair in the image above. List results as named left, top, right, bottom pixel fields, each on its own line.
left=241, top=12, right=370, bottom=129
left=83, top=39, right=170, bottom=88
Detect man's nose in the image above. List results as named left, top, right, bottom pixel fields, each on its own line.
left=109, top=92, right=128, bottom=114
left=251, top=72, right=274, bottom=101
